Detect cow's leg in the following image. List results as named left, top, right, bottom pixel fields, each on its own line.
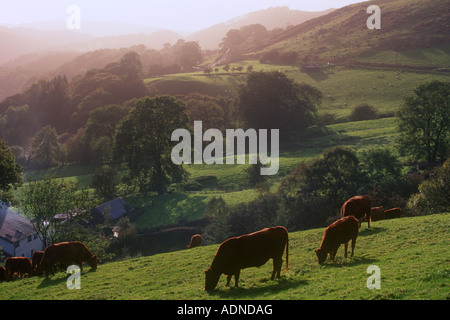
left=344, top=242, right=348, bottom=258
left=226, top=275, right=232, bottom=286
left=351, top=237, right=356, bottom=257
left=272, top=257, right=282, bottom=279
left=366, top=213, right=371, bottom=228
left=330, top=250, right=336, bottom=262
left=234, top=270, right=240, bottom=287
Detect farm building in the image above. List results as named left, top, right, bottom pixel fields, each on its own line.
left=91, top=198, right=134, bottom=225
left=0, top=204, right=44, bottom=258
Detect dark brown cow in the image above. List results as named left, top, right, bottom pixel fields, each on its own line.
left=315, top=216, right=359, bottom=265
left=205, top=226, right=289, bottom=291
left=31, top=251, right=44, bottom=275
left=187, top=234, right=202, bottom=249
left=0, top=266, right=6, bottom=282
left=384, top=207, right=402, bottom=219
left=5, top=257, right=32, bottom=281
left=341, top=195, right=372, bottom=228
left=38, top=241, right=97, bottom=277
left=370, top=206, right=385, bottom=222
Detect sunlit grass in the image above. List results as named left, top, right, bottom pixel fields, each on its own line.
left=1, top=213, right=448, bottom=300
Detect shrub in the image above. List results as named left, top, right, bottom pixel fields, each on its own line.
left=349, top=104, right=378, bottom=121
left=407, top=159, right=450, bottom=215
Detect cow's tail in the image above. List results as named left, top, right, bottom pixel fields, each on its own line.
left=285, top=234, right=289, bottom=272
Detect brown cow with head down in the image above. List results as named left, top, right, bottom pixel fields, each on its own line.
left=187, top=234, right=202, bottom=249
left=385, top=207, right=402, bottom=219
left=38, top=241, right=97, bottom=277
left=5, top=257, right=32, bottom=281
left=315, top=216, right=359, bottom=265
left=205, top=226, right=289, bottom=291
left=370, top=206, right=385, bottom=222
left=341, top=195, right=372, bottom=228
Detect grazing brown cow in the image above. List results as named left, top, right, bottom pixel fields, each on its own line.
left=315, top=216, right=359, bottom=265
left=31, top=251, right=44, bottom=275
left=370, top=206, right=385, bottom=222
left=5, top=257, right=32, bottom=281
left=0, top=266, right=6, bottom=282
left=187, top=234, right=202, bottom=249
left=205, top=226, right=289, bottom=291
left=341, top=195, right=372, bottom=228
left=384, top=207, right=402, bottom=219
left=38, top=241, right=97, bottom=277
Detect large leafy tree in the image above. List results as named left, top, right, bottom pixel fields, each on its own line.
left=278, top=146, right=360, bottom=229
left=237, top=71, right=321, bottom=133
left=397, top=80, right=450, bottom=163
left=0, top=139, right=23, bottom=205
left=113, top=96, right=190, bottom=195
left=20, top=176, right=94, bottom=247
left=177, top=41, right=203, bottom=72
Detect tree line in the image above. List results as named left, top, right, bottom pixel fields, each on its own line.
left=204, top=148, right=450, bottom=245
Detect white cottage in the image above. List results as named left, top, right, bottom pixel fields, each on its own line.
left=0, top=205, right=44, bottom=258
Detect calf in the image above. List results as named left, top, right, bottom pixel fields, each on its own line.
left=370, top=206, right=385, bottom=222
left=385, top=207, right=402, bottom=219
left=315, top=216, right=359, bottom=265
left=205, top=226, right=289, bottom=291
left=187, top=234, right=202, bottom=249
left=341, top=195, right=372, bottom=228
left=5, top=257, right=32, bottom=281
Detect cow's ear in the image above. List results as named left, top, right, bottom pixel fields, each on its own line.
left=314, top=249, right=319, bottom=253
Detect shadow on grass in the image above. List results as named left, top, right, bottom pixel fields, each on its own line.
left=320, top=255, right=378, bottom=268
left=206, top=276, right=308, bottom=299
left=359, top=226, right=387, bottom=237
left=36, top=269, right=96, bottom=289
left=37, top=275, right=66, bottom=289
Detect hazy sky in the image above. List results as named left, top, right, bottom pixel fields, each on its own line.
left=1, top=0, right=366, bottom=32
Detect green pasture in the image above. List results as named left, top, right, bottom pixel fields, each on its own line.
left=145, top=62, right=450, bottom=122
left=1, top=213, right=448, bottom=300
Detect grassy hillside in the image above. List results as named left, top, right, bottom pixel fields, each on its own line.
left=254, top=0, right=450, bottom=66
left=146, top=62, right=450, bottom=120
left=1, top=213, right=448, bottom=300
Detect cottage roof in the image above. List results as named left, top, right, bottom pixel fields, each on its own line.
left=93, top=198, right=132, bottom=222
left=0, top=208, right=36, bottom=243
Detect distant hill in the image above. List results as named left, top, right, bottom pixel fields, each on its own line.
left=0, top=26, right=93, bottom=65
left=250, top=0, right=450, bottom=65
left=187, top=6, right=335, bottom=49
left=0, top=26, right=183, bottom=67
